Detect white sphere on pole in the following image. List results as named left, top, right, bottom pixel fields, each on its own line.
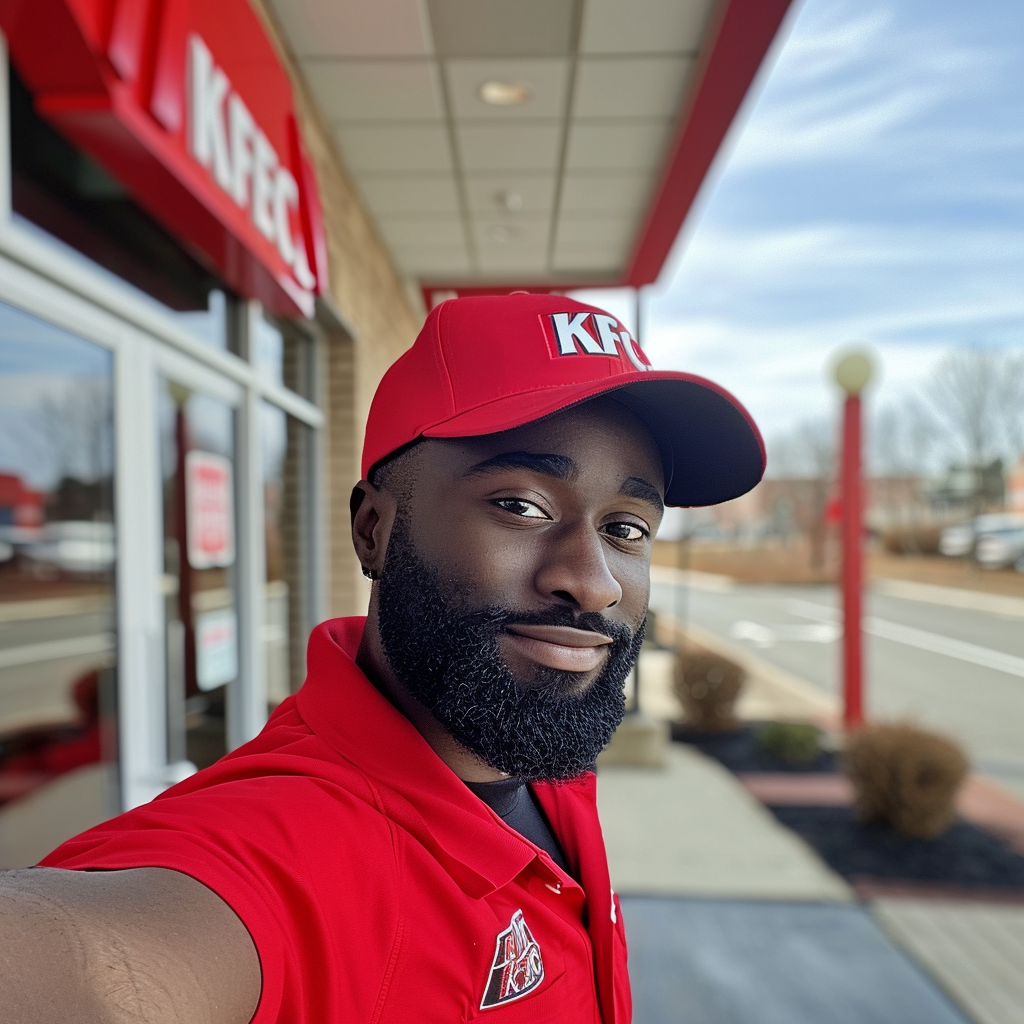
left=833, top=348, right=875, bottom=395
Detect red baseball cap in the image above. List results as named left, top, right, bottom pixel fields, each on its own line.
left=362, top=293, right=765, bottom=507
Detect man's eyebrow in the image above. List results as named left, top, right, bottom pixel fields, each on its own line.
left=620, top=476, right=665, bottom=516
left=463, top=451, right=578, bottom=481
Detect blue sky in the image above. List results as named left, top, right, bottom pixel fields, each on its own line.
left=575, top=0, right=1024, bottom=460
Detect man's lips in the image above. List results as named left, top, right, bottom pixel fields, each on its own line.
left=502, top=624, right=613, bottom=673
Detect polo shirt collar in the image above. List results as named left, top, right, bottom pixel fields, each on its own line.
left=295, top=617, right=542, bottom=898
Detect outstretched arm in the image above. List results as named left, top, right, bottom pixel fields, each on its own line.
left=0, top=866, right=261, bottom=1024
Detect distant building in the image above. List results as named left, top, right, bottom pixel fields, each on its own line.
left=0, top=473, right=44, bottom=528
left=921, top=460, right=1006, bottom=514
left=1008, top=456, right=1024, bottom=512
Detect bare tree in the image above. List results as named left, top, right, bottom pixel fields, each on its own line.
left=768, top=417, right=837, bottom=567
left=25, top=379, right=114, bottom=491
left=928, top=349, right=1024, bottom=469
left=872, top=397, right=940, bottom=478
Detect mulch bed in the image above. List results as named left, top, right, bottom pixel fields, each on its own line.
left=672, top=724, right=1024, bottom=896
left=670, top=723, right=839, bottom=774
left=768, top=805, right=1024, bottom=894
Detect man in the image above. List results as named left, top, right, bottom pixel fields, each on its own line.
left=0, top=293, right=764, bottom=1023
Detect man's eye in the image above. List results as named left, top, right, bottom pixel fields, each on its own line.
left=605, top=522, right=648, bottom=541
left=494, top=498, right=549, bottom=519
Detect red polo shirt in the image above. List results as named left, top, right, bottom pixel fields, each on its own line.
left=43, top=618, right=632, bottom=1023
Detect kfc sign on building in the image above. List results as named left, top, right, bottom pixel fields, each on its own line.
left=187, top=35, right=314, bottom=292
left=0, top=0, right=327, bottom=317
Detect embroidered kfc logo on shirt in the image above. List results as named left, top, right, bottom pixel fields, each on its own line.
left=480, top=909, right=545, bottom=1010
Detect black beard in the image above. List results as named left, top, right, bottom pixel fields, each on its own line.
left=376, top=517, right=643, bottom=782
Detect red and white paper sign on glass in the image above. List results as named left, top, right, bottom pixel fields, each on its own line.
left=185, top=450, right=235, bottom=570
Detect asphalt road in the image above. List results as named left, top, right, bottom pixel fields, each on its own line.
left=650, top=577, right=1024, bottom=801
left=0, top=601, right=114, bottom=732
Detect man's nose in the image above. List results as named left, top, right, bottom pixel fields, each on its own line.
left=535, top=522, right=622, bottom=612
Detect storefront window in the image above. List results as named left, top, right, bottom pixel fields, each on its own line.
left=159, top=384, right=238, bottom=771
left=9, top=65, right=240, bottom=354
left=255, top=313, right=315, bottom=399
left=0, top=302, right=118, bottom=868
left=262, top=403, right=314, bottom=704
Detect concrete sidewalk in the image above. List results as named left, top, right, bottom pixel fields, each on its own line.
left=597, top=638, right=1024, bottom=1024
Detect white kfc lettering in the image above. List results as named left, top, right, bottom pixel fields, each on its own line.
left=227, top=92, right=255, bottom=206
left=188, top=36, right=232, bottom=192
left=592, top=314, right=622, bottom=356
left=251, top=130, right=279, bottom=242
left=618, top=328, right=651, bottom=371
left=273, top=168, right=299, bottom=267
left=551, top=312, right=603, bottom=355
left=550, top=312, right=652, bottom=371
left=187, top=34, right=308, bottom=283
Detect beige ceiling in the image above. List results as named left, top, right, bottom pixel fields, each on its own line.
left=267, top=0, right=719, bottom=286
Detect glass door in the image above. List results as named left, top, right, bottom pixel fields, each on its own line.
left=0, top=301, right=118, bottom=867
left=158, top=379, right=240, bottom=771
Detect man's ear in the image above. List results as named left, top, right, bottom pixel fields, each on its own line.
left=351, top=480, right=397, bottom=578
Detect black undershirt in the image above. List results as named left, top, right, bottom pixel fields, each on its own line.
left=464, top=777, right=570, bottom=874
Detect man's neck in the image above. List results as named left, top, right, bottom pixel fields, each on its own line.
left=356, top=608, right=508, bottom=783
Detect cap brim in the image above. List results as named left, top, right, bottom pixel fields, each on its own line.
left=421, top=370, right=766, bottom=507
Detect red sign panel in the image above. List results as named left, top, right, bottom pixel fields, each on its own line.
left=0, top=0, right=327, bottom=317
left=185, top=450, right=235, bottom=570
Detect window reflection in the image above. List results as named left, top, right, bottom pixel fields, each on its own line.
left=255, top=313, right=314, bottom=399
left=262, top=403, right=313, bottom=704
left=0, top=302, right=118, bottom=868
left=159, top=384, right=238, bottom=771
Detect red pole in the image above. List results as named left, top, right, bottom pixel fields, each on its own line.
left=840, top=392, right=864, bottom=728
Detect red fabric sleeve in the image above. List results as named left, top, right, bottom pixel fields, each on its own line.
left=41, top=774, right=402, bottom=1024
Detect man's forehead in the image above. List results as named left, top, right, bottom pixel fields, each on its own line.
left=421, top=400, right=665, bottom=492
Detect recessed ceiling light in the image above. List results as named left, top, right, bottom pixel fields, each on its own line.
left=496, top=190, right=524, bottom=213
left=479, top=80, right=532, bottom=106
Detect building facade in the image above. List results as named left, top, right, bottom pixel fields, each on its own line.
left=0, top=0, right=419, bottom=867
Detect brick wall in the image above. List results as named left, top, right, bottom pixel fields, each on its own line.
left=251, top=0, right=421, bottom=616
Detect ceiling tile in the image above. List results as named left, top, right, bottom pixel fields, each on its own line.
left=472, top=218, right=549, bottom=250
left=473, top=218, right=549, bottom=274
left=303, top=60, right=444, bottom=122
left=565, top=121, right=672, bottom=171
left=579, top=0, right=712, bottom=55
left=333, top=125, right=452, bottom=172
left=359, top=176, right=461, bottom=216
left=551, top=244, right=626, bottom=273
left=456, top=124, right=562, bottom=171
left=379, top=218, right=466, bottom=248
left=560, top=172, right=653, bottom=214
left=573, top=56, right=693, bottom=119
left=267, top=0, right=430, bottom=58
left=445, top=59, right=569, bottom=120
left=395, top=245, right=473, bottom=274
left=464, top=174, right=558, bottom=215
left=555, top=217, right=635, bottom=248
left=426, top=0, right=577, bottom=57
left=476, top=249, right=549, bottom=275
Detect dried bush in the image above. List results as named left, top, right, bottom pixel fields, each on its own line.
left=842, top=722, right=969, bottom=839
left=757, top=721, right=823, bottom=766
left=673, top=649, right=745, bottom=733
left=880, top=525, right=943, bottom=556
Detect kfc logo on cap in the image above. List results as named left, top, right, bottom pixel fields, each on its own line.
left=548, top=312, right=651, bottom=372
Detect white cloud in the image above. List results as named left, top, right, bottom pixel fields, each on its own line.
left=727, top=0, right=1007, bottom=172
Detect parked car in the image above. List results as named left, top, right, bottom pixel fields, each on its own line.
left=939, top=514, right=1024, bottom=560
left=975, top=525, right=1024, bottom=569
left=938, top=522, right=974, bottom=557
